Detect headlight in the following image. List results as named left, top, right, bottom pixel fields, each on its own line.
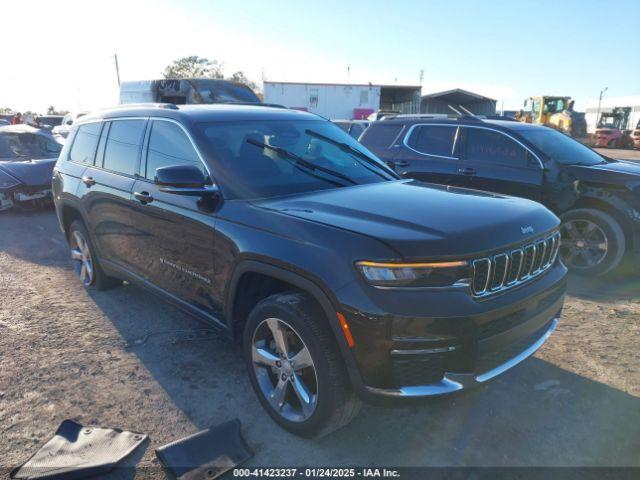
left=0, top=170, right=20, bottom=189
left=355, top=260, right=470, bottom=287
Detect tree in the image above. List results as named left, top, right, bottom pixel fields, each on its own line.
left=47, top=105, right=69, bottom=115
left=227, top=71, right=259, bottom=92
left=163, top=56, right=224, bottom=79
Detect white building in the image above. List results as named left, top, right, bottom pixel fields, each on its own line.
left=585, top=95, right=640, bottom=133
left=263, top=81, right=421, bottom=120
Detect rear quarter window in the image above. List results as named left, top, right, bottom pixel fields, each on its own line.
left=68, top=122, right=102, bottom=164
left=359, top=124, right=403, bottom=148
left=407, top=125, right=458, bottom=157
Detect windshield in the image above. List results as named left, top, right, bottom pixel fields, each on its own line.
left=0, top=132, right=62, bottom=159
left=518, top=128, right=605, bottom=166
left=198, top=119, right=395, bottom=199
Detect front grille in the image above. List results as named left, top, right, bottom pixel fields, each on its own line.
left=472, top=231, right=560, bottom=298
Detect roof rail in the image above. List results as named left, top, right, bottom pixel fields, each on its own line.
left=114, top=102, right=179, bottom=110
left=380, top=113, right=457, bottom=121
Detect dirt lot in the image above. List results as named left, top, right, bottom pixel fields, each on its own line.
left=594, top=147, right=640, bottom=161
left=1, top=208, right=639, bottom=478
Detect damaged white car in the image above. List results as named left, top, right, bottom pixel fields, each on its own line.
left=0, top=125, right=62, bottom=211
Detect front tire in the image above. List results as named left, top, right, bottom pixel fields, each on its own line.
left=68, top=220, right=122, bottom=290
left=243, top=292, right=361, bottom=438
left=559, top=209, right=625, bottom=276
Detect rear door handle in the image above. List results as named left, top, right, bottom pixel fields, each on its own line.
left=395, top=160, right=410, bottom=167
left=81, top=176, right=96, bottom=187
left=134, top=191, right=154, bottom=204
left=458, top=167, right=476, bottom=176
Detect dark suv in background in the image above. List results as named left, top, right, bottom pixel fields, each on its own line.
left=53, top=104, right=566, bottom=437
left=361, top=116, right=640, bottom=276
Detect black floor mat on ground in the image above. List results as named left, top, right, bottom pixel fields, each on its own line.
left=155, top=419, right=253, bottom=480
left=10, top=419, right=148, bottom=480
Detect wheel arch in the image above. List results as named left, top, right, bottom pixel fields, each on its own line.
left=225, top=260, right=363, bottom=384
left=59, top=201, right=86, bottom=241
left=571, top=192, right=634, bottom=250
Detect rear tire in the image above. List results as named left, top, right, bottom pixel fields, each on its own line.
left=68, top=220, right=122, bottom=290
left=243, top=291, right=361, bottom=438
left=559, top=209, right=625, bottom=276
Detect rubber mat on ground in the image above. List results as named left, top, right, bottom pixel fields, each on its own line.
left=155, top=419, right=253, bottom=480
left=10, top=419, right=148, bottom=480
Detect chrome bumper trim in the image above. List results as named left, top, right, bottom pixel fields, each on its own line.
left=366, top=317, right=558, bottom=398
left=475, top=318, right=557, bottom=383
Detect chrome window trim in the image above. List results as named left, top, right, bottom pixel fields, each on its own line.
left=461, top=124, right=545, bottom=169
left=400, top=122, right=544, bottom=169
left=402, top=124, right=459, bottom=160
left=73, top=116, right=215, bottom=186
left=142, top=117, right=213, bottom=181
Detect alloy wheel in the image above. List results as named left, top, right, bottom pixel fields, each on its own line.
left=70, top=230, right=94, bottom=286
left=251, top=318, right=318, bottom=422
left=560, top=219, right=608, bottom=269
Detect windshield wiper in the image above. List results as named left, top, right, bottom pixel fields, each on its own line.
left=246, top=138, right=357, bottom=186
left=304, top=129, right=398, bottom=180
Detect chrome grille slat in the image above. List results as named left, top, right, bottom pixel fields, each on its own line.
left=471, top=232, right=560, bottom=299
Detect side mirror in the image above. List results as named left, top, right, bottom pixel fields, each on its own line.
left=155, top=165, right=218, bottom=197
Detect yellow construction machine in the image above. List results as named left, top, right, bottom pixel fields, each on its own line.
left=516, top=96, right=586, bottom=137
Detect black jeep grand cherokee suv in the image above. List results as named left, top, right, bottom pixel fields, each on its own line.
left=53, top=105, right=566, bottom=437
left=361, top=116, right=640, bottom=276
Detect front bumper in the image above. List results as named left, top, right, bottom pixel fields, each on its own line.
left=365, top=317, right=557, bottom=398
left=336, top=259, right=566, bottom=401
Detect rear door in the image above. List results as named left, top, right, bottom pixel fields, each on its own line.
left=128, top=119, right=218, bottom=315
left=78, top=118, right=147, bottom=270
left=395, top=124, right=463, bottom=186
left=458, top=126, right=544, bottom=200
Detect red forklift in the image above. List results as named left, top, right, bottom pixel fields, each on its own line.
left=595, top=107, right=634, bottom=148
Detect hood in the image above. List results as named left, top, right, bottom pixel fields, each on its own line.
left=566, top=160, right=640, bottom=188
left=0, top=158, right=57, bottom=186
left=256, top=180, right=559, bottom=259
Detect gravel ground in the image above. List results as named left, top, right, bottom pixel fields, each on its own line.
left=1, top=208, right=639, bottom=478
left=594, top=147, right=640, bottom=162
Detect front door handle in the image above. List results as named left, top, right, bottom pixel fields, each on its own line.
left=395, top=160, right=410, bottom=167
left=458, top=167, right=476, bottom=176
left=134, top=191, right=154, bottom=204
left=81, top=176, right=96, bottom=187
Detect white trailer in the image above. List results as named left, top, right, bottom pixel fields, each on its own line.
left=263, top=82, right=421, bottom=120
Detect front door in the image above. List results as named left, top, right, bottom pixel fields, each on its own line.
left=127, top=119, right=218, bottom=315
left=458, top=127, right=544, bottom=201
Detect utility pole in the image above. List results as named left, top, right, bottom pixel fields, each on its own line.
left=596, top=87, right=607, bottom=126
left=114, top=53, right=121, bottom=87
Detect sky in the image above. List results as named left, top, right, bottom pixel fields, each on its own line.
left=1, top=0, right=638, bottom=113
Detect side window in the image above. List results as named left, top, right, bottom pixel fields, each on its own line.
left=465, top=128, right=530, bottom=167
left=359, top=124, right=403, bottom=148
left=68, top=123, right=102, bottom=164
left=349, top=123, right=364, bottom=139
left=145, top=121, right=204, bottom=180
left=334, top=122, right=350, bottom=133
left=102, top=119, right=146, bottom=175
left=408, top=126, right=457, bottom=158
